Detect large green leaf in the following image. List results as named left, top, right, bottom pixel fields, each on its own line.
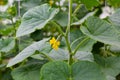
left=11, top=61, right=44, bottom=80
left=7, top=39, right=48, bottom=67
left=95, top=55, right=120, bottom=78
left=16, top=4, right=59, bottom=37
left=40, top=61, right=70, bottom=80
left=81, top=16, right=120, bottom=47
left=80, top=0, right=99, bottom=10
left=40, top=61, right=107, bottom=80
left=0, top=37, right=15, bottom=53
left=72, top=61, right=106, bottom=80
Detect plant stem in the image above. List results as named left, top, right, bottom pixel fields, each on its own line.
left=17, top=0, right=21, bottom=17
left=65, top=0, right=73, bottom=65
left=65, top=36, right=72, bottom=53
left=73, top=37, right=89, bottom=55
left=66, top=0, right=73, bottom=35
left=73, top=4, right=81, bottom=15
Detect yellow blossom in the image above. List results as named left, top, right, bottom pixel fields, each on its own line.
left=50, top=37, right=56, bottom=45
left=49, top=37, right=60, bottom=50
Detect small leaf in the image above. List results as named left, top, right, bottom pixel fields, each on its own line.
left=40, top=61, right=70, bottom=80
left=7, top=39, right=48, bottom=67
left=16, top=4, right=59, bottom=37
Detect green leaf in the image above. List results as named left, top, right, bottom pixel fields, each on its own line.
left=53, top=11, right=68, bottom=27
left=109, top=9, right=120, bottom=33
left=80, top=0, right=99, bottom=10
left=95, top=55, right=120, bottom=77
left=70, top=29, right=96, bottom=52
left=40, top=61, right=70, bottom=80
left=72, top=61, right=106, bottom=80
left=40, top=61, right=107, bottom=80
left=32, top=48, right=93, bottom=61
left=7, top=39, right=48, bottom=67
left=0, top=12, right=10, bottom=19
left=48, top=48, right=68, bottom=60
left=16, top=4, right=59, bottom=37
left=72, top=11, right=96, bottom=25
left=21, top=0, right=46, bottom=10
left=70, top=29, right=85, bottom=43
left=107, top=0, right=120, bottom=7
left=71, top=37, right=96, bottom=52
left=11, top=61, right=43, bottom=80
left=0, top=27, right=15, bottom=36
left=1, top=69, right=13, bottom=80
left=74, top=51, right=94, bottom=62
left=32, top=48, right=68, bottom=60
left=81, top=16, right=120, bottom=47
left=110, top=45, right=120, bottom=53
left=0, top=37, right=15, bottom=53
left=0, top=64, right=6, bottom=69
left=18, top=36, right=33, bottom=51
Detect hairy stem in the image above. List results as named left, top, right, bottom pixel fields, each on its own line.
left=66, top=0, right=73, bottom=35
left=73, top=4, right=81, bottom=15
left=65, top=0, right=73, bottom=65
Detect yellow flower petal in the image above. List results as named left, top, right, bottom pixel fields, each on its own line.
left=49, top=37, right=56, bottom=45
left=49, top=37, right=60, bottom=50
left=52, top=44, right=58, bottom=50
